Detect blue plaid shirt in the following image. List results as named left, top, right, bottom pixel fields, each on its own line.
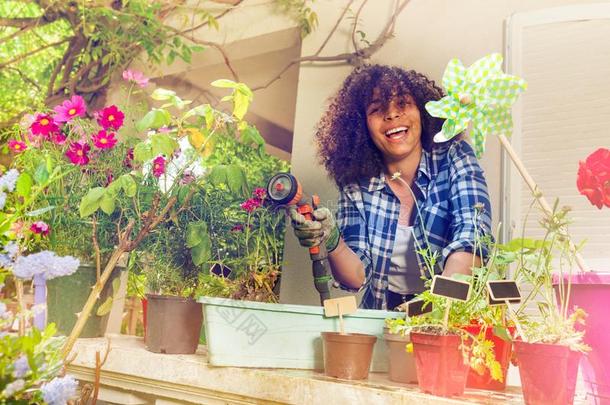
left=336, top=139, right=492, bottom=309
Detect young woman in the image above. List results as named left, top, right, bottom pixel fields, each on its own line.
left=290, top=65, right=492, bottom=310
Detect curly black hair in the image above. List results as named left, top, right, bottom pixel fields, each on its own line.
left=315, top=65, right=447, bottom=187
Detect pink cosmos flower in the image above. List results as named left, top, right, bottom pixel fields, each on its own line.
left=53, top=95, right=86, bottom=123
left=30, top=114, right=59, bottom=137
left=30, top=221, right=50, bottom=236
left=122, top=69, right=149, bottom=88
left=96, top=105, right=124, bottom=130
left=8, top=140, right=27, bottom=153
left=65, top=141, right=91, bottom=166
left=240, top=198, right=262, bottom=213
left=92, top=130, right=117, bottom=149
left=9, top=220, right=26, bottom=239
left=230, top=224, right=244, bottom=232
left=152, top=156, right=166, bottom=177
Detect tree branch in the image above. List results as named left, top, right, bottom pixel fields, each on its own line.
left=351, top=0, right=368, bottom=54
left=4, top=67, right=41, bottom=91
left=0, top=38, right=68, bottom=70
left=178, top=0, right=245, bottom=37
left=0, top=17, right=42, bottom=28
left=314, top=0, right=355, bottom=57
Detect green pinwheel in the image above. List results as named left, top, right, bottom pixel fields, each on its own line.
left=425, top=53, right=527, bottom=157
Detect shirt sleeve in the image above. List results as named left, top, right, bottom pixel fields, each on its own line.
left=441, top=140, right=493, bottom=269
left=335, top=187, right=373, bottom=293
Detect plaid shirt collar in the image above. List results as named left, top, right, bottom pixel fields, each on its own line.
left=363, top=148, right=432, bottom=193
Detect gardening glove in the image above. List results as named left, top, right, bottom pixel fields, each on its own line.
left=289, top=206, right=340, bottom=253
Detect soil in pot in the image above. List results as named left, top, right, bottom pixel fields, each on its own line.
left=411, top=332, right=469, bottom=397
left=145, top=294, right=203, bottom=354
left=513, top=340, right=581, bottom=405
left=321, top=332, right=377, bottom=380
left=384, top=332, right=417, bottom=384
left=463, top=324, right=514, bottom=391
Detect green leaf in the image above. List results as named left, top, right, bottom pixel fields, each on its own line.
left=186, top=221, right=207, bottom=248
left=240, top=125, right=265, bottom=147
left=191, top=45, right=205, bottom=52
left=232, top=91, right=249, bottom=120
left=16, top=172, right=33, bottom=197
left=79, top=187, right=105, bottom=218
left=121, top=175, right=137, bottom=197
left=211, top=79, right=237, bottom=89
left=493, top=326, right=512, bottom=342
left=151, top=134, right=178, bottom=158
left=151, top=88, right=176, bottom=101
left=34, top=163, right=49, bottom=184
left=207, top=165, right=228, bottom=186
left=136, top=108, right=171, bottom=132
left=226, top=165, right=247, bottom=195
left=26, top=206, right=55, bottom=217
left=99, top=192, right=116, bottom=215
left=96, top=296, right=113, bottom=316
left=133, top=142, right=153, bottom=163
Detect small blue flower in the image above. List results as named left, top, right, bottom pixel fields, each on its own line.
left=0, top=191, right=6, bottom=210
left=0, top=301, right=8, bottom=319
left=41, top=375, right=78, bottom=405
left=12, top=251, right=79, bottom=280
left=2, top=378, right=25, bottom=398
left=0, top=169, right=19, bottom=192
left=12, top=355, right=30, bottom=378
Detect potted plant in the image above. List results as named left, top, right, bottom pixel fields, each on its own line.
left=503, top=201, right=591, bottom=405
left=384, top=317, right=417, bottom=384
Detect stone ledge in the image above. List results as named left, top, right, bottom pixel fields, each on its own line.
left=66, top=335, right=579, bottom=405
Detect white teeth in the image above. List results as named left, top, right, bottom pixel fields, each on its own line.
left=385, top=126, right=408, bottom=136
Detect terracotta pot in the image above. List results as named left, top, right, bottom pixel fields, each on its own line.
left=411, top=332, right=469, bottom=397
left=384, top=332, right=417, bottom=384
left=145, top=294, right=202, bottom=354
left=321, top=332, right=377, bottom=380
left=554, top=272, right=610, bottom=404
left=463, top=324, right=514, bottom=391
left=513, top=340, right=581, bottom=405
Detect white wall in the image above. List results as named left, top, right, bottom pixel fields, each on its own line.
left=281, top=0, right=610, bottom=305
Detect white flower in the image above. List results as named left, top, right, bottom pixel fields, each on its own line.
left=2, top=378, right=25, bottom=397
left=0, top=191, right=6, bottom=210
left=0, top=169, right=19, bottom=192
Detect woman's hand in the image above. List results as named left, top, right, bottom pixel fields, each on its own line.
left=288, top=206, right=340, bottom=252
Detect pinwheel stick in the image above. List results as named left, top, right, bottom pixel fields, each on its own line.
left=498, top=134, right=590, bottom=272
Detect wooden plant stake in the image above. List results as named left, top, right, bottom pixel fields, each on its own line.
left=430, top=275, right=472, bottom=331
left=324, top=296, right=357, bottom=335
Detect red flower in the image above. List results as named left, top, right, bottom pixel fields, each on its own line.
left=253, top=187, right=266, bottom=200
left=92, top=130, right=118, bottom=149
left=124, top=148, right=135, bottom=169
left=8, top=140, right=27, bottom=153
left=30, top=114, right=59, bottom=137
left=152, top=156, right=166, bottom=178
left=231, top=224, right=244, bottom=232
left=65, top=141, right=91, bottom=166
left=51, top=132, right=67, bottom=145
left=577, top=147, right=610, bottom=209
left=96, top=105, right=124, bottom=130
left=240, top=198, right=262, bottom=213
left=30, top=221, right=50, bottom=236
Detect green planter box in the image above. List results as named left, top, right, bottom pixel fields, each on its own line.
left=198, top=296, right=395, bottom=371
left=47, top=264, right=121, bottom=338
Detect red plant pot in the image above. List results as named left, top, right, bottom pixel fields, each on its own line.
left=463, top=324, right=514, bottom=391
left=513, top=340, right=581, bottom=405
left=410, top=332, right=469, bottom=397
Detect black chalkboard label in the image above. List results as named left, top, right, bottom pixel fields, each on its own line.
left=487, top=280, right=521, bottom=301
left=430, top=275, right=471, bottom=301
left=407, top=299, right=432, bottom=317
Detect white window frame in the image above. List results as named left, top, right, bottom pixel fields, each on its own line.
left=502, top=4, right=610, bottom=250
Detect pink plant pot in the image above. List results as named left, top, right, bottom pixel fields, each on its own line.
left=553, top=272, right=610, bottom=405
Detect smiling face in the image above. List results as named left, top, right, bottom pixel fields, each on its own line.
left=366, top=89, right=423, bottom=167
